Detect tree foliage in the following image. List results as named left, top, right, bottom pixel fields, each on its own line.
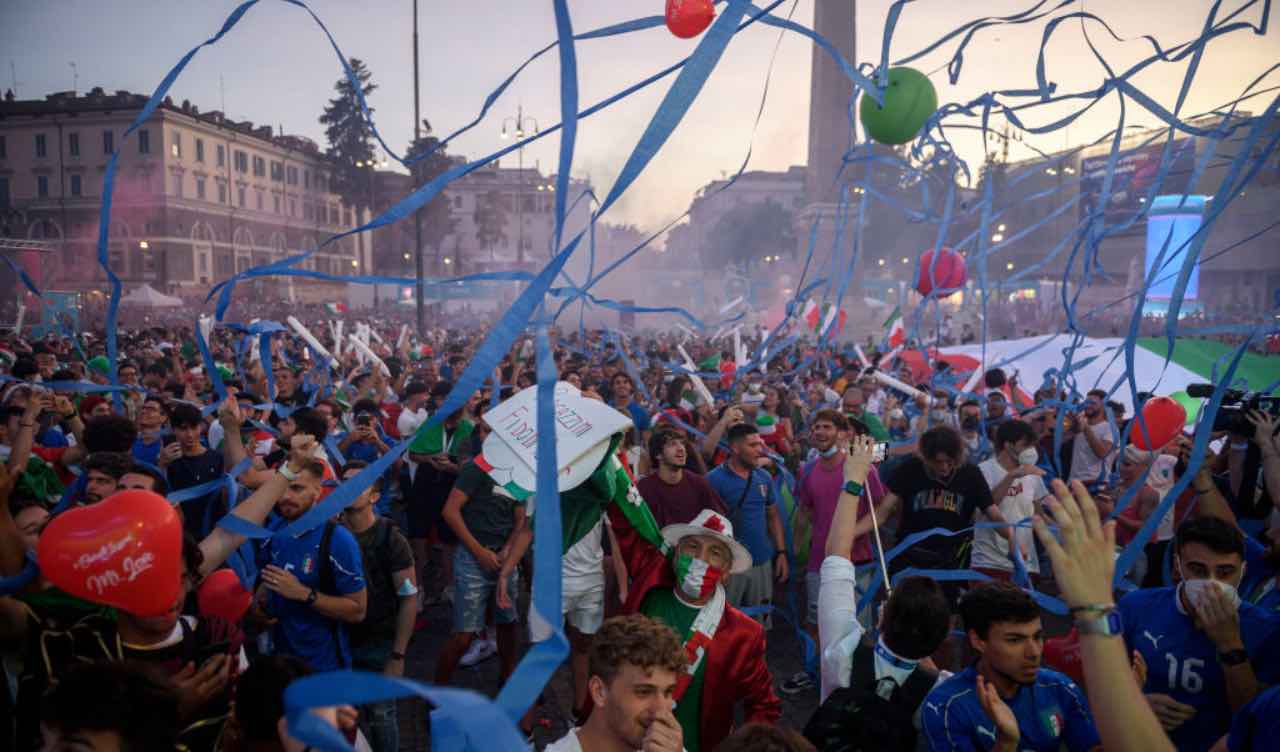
left=702, top=198, right=797, bottom=270
left=319, top=58, right=377, bottom=211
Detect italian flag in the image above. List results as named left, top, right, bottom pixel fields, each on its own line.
left=883, top=306, right=905, bottom=349
left=804, top=300, right=846, bottom=336
left=324, top=302, right=348, bottom=315
left=756, top=413, right=777, bottom=435
left=674, top=554, right=719, bottom=599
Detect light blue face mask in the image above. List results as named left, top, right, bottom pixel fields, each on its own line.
left=820, top=444, right=840, bottom=458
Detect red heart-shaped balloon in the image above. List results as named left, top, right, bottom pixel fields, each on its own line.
left=666, top=0, right=715, bottom=39
left=198, top=568, right=253, bottom=624
left=37, top=490, right=183, bottom=616
left=1131, top=395, right=1187, bottom=450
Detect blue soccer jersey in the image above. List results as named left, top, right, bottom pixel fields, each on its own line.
left=921, top=665, right=1100, bottom=751
left=261, top=522, right=366, bottom=670
left=1227, top=684, right=1280, bottom=752
left=1119, top=586, right=1280, bottom=752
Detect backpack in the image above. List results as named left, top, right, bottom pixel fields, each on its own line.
left=803, top=641, right=937, bottom=752
left=316, top=520, right=349, bottom=668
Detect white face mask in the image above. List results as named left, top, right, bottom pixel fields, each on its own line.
left=748, top=382, right=762, bottom=393
left=1017, top=447, right=1039, bottom=466
left=1179, top=566, right=1242, bottom=611
left=820, top=444, right=840, bottom=458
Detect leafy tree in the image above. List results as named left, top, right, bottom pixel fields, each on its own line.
left=702, top=198, right=796, bottom=270
left=474, top=190, right=509, bottom=260
left=319, top=58, right=377, bottom=211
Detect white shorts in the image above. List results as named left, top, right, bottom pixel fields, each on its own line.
left=562, top=586, right=605, bottom=635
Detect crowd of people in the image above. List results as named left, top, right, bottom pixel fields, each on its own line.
left=0, top=315, right=1278, bottom=752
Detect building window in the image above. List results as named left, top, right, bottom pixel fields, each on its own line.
left=0, top=135, right=6, bottom=159
left=218, top=183, right=227, bottom=204
left=170, top=132, right=181, bottom=158
left=103, top=130, right=114, bottom=155
left=195, top=139, right=204, bottom=163
left=172, top=174, right=183, bottom=197
left=138, top=129, right=150, bottom=154
left=199, top=254, right=208, bottom=273
left=270, top=161, right=283, bottom=181
left=256, top=190, right=264, bottom=210
left=303, top=202, right=313, bottom=220
left=68, top=132, right=80, bottom=157
left=303, top=169, right=311, bottom=189
left=238, top=187, right=246, bottom=207
left=217, top=144, right=225, bottom=167
left=0, top=177, right=9, bottom=208
left=235, top=150, right=248, bottom=173
left=287, top=166, right=298, bottom=185
left=196, top=176, right=206, bottom=200
left=454, top=195, right=463, bottom=208
left=37, top=175, right=49, bottom=198
left=289, top=198, right=297, bottom=216
left=252, top=156, right=266, bottom=177
left=70, top=174, right=82, bottom=197
left=329, top=206, right=339, bottom=225
left=35, top=133, right=47, bottom=158
left=344, top=209, right=353, bottom=227
left=273, top=195, right=281, bottom=213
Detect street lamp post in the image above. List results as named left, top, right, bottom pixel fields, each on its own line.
left=500, top=105, right=538, bottom=268
left=412, top=0, right=425, bottom=333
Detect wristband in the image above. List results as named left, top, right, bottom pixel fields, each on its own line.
left=19, top=421, right=36, bottom=428
left=842, top=480, right=864, bottom=498
left=773, top=551, right=786, bottom=561
left=1068, top=603, right=1116, bottom=615
left=305, top=588, right=318, bottom=605
left=1218, top=649, right=1249, bottom=667
left=1074, top=606, right=1123, bottom=637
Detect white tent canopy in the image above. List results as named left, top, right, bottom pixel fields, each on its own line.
left=120, top=283, right=184, bottom=308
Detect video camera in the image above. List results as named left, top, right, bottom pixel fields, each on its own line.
left=1186, top=384, right=1280, bottom=436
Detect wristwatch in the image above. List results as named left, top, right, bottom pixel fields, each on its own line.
left=305, top=588, right=318, bottom=605
left=1073, top=605, right=1123, bottom=637
left=842, top=480, right=864, bottom=497
left=1218, top=649, right=1249, bottom=667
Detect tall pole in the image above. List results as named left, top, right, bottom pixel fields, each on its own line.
left=516, top=104, right=524, bottom=268
left=412, top=0, right=425, bottom=333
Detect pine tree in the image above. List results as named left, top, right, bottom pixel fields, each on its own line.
left=320, top=58, right=377, bottom=211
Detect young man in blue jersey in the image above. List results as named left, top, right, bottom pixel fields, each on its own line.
left=922, top=582, right=1102, bottom=751
left=1118, top=515, right=1280, bottom=751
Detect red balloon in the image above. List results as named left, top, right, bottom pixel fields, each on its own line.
left=666, top=0, right=715, bottom=39
left=37, top=490, right=183, bottom=617
left=915, top=247, right=968, bottom=297
left=198, top=568, right=253, bottom=624
left=1132, top=396, right=1186, bottom=450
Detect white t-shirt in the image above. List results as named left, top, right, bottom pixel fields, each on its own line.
left=974, top=459, right=1045, bottom=573
left=1069, top=420, right=1115, bottom=484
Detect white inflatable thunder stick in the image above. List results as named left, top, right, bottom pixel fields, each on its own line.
left=348, top=333, right=391, bottom=377
left=675, top=344, right=716, bottom=408
left=286, top=316, right=338, bottom=370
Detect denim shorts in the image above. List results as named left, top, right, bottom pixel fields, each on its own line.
left=453, top=547, right=519, bottom=633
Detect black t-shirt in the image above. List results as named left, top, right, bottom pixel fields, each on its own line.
left=167, top=449, right=227, bottom=539
left=453, top=461, right=521, bottom=549
left=885, top=455, right=994, bottom=565
left=349, top=518, right=415, bottom=647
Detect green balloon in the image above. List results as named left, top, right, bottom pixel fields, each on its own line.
left=1169, top=391, right=1201, bottom=424
left=859, top=67, right=938, bottom=146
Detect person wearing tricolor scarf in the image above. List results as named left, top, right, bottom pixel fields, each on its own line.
left=607, top=504, right=781, bottom=751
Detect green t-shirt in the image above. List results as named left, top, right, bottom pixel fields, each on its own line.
left=640, top=588, right=704, bottom=752
left=846, top=410, right=890, bottom=441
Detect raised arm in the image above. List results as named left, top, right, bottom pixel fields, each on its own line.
left=1034, top=480, right=1174, bottom=752
left=826, top=436, right=877, bottom=559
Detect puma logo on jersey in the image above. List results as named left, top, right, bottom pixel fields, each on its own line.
left=977, top=726, right=998, bottom=742
left=925, top=701, right=941, bottom=715
left=1143, top=631, right=1163, bottom=650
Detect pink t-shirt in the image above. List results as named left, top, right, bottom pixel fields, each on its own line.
left=797, top=457, right=886, bottom=571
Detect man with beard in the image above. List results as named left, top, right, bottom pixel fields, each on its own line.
left=636, top=429, right=727, bottom=528
left=608, top=505, right=781, bottom=751
left=922, top=582, right=1102, bottom=751
left=1067, top=390, right=1116, bottom=487
left=841, top=385, right=889, bottom=442
left=545, top=615, right=685, bottom=752
left=256, top=455, right=367, bottom=671
left=81, top=451, right=131, bottom=504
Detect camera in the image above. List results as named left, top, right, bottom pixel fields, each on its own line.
left=356, top=414, right=375, bottom=428
left=1186, top=384, right=1280, bottom=436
